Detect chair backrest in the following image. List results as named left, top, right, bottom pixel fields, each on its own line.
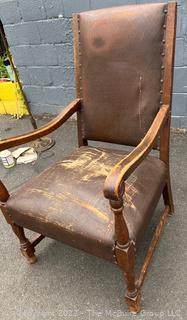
left=73, top=2, right=176, bottom=147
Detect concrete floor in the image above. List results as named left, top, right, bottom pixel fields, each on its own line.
left=0, top=116, right=186, bottom=320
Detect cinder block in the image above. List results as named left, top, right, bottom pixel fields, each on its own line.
left=50, top=67, right=74, bottom=86
left=171, top=116, right=181, bottom=128
left=23, top=85, right=44, bottom=104
left=91, top=0, right=136, bottom=10
left=172, top=0, right=183, bottom=5
left=184, top=44, right=187, bottom=66
left=10, top=46, right=34, bottom=66
left=43, top=0, right=64, bottom=19
left=28, top=67, right=52, bottom=86
left=18, top=67, right=31, bottom=85
left=13, top=22, right=41, bottom=45
left=18, top=0, right=46, bottom=22
left=180, top=116, right=187, bottom=128
left=176, top=6, right=183, bottom=38
left=31, top=44, right=58, bottom=66
left=30, top=103, right=63, bottom=115
left=56, top=44, right=74, bottom=66
left=182, top=4, right=187, bottom=40
left=37, top=19, right=72, bottom=44
left=173, top=67, right=187, bottom=93
left=0, top=0, right=21, bottom=24
left=172, top=93, right=186, bottom=116
left=42, top=86, right=75, bottom=105
left=180, top=0, right=187, bottom=6
left=4, top=25, right=19, bottom=46
left=184, top=94, right=187, bottom=113
left=63, top=0, right=90, bottom=17
left=175, top=38, right=184, bottom=67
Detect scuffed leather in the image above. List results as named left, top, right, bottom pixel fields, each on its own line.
left=5, top=147, right=166, bottom=262
left=78, top=3, right=166, bottom=146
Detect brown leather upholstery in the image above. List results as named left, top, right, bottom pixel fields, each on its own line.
left=5, top=147, right=166, bottom=262
left=77, top=3, right=166, bottom=146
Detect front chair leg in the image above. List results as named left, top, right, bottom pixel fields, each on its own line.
left=115, top=241, right=141, bottom=313
left=11, top=224, right=37, bottom=264
left=110, top=198, right=141, bottom=313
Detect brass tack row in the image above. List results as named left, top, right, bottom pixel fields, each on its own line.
left=77, top=15, right=82, bottom=96
left=160, top=6, right=168, bottom=105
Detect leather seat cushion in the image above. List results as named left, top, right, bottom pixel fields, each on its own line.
left=5, top=146, right=166, bottom=262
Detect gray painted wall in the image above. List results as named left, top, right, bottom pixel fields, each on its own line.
left=0, top=0, right=187, bottom=128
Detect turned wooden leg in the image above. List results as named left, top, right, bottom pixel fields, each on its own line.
left=11, top=224, right=37, bottom=264
left=110, top=198, right=141, bottom=313
left=163, top=177, right=174, bottom=214
left=124, top=266, right=141, bottom=314
left=115, top=241, right=141, bottom=313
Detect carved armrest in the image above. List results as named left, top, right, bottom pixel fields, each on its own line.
left=0, top=99, right=81, bottom=203
left=0, top=99, right=81, bottom=152
left=104, top=104, right=170, bottom=201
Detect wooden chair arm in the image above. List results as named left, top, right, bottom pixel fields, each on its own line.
left=104, top=104, right=170, bottom=200
left=0, top=99, right=81, bottom=152
left=0, top=99, right=81, bottom=203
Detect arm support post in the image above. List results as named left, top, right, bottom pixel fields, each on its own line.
left=110, top=198, right=130, bottom=246
left=104, top=104, right=169, bottom=201
left=104, top=104, right=169, bottom=246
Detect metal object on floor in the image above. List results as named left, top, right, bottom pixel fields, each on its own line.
left=32, top=137, right=55, bottom=153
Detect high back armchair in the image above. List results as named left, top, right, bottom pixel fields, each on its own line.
left=0, top=2, right=176, bottom=313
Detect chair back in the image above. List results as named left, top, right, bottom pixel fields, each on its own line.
left=73, top=3, right=176, bottom=146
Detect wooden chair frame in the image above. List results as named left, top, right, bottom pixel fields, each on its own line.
left=0, top=2, right=176, bottom=313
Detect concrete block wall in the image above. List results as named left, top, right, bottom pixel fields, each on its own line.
left=0, top=0, right=187, bottom=128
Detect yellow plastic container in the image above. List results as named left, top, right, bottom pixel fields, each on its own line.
left=0, top=81, right=28, bottom=116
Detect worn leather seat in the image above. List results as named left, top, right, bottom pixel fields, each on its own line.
left=6, top=146, right=166, bottom=261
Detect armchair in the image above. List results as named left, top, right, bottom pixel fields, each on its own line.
left=0, top=2, right=176, bottom=313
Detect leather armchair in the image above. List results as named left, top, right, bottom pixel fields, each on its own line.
left=0, top=2, right=177, bottom=313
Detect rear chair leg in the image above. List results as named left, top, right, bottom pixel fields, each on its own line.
left=11, top=224, right=37, bottom=264
left=115, top=241, right=141, bottom=313
left=163, top=177, right=174, bottom=214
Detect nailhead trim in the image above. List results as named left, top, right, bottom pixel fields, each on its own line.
left=77, top=15, right=83, bottom=97
left=77, top=15, right=86, bottom=137
left=160, top=5, right=168, bottom=107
